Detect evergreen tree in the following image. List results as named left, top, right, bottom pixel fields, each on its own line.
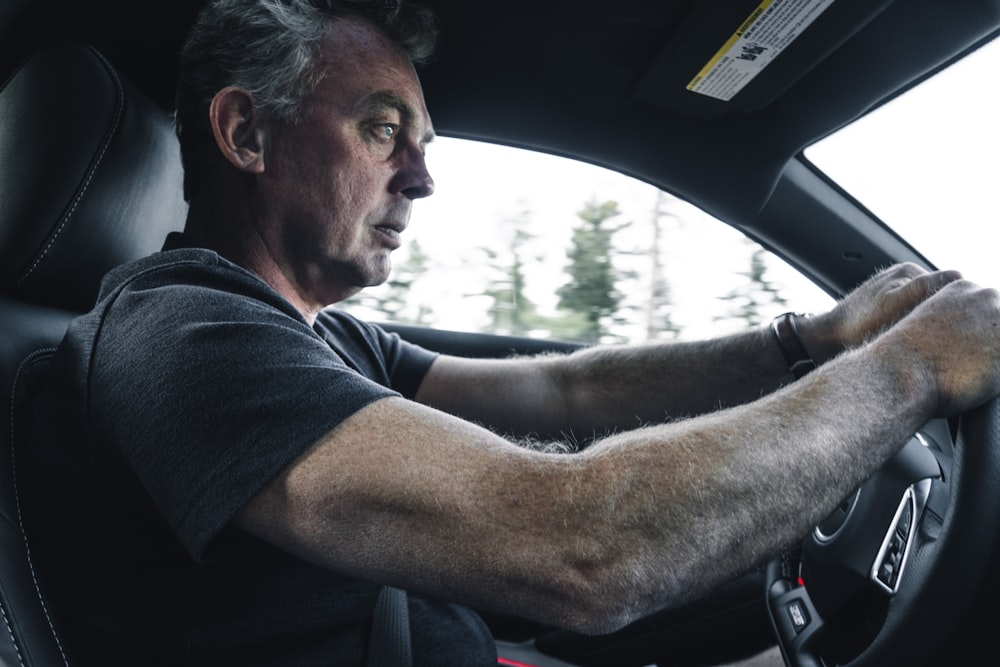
left=481, top=210, right=541, bottom=336
left=556, top=200, right=629, bottom=343
left=715, top=242, right=788, bottom=329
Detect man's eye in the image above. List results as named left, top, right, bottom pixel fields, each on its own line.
left=373, top=123, right=397, bottom=141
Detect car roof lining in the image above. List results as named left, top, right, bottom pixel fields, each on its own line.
left=420, top=0, right=1000, bottom=223
left=3, top=0, right=999, bottom=270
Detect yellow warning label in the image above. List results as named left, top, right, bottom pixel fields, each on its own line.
left=687, top=0, right=837, bottom=101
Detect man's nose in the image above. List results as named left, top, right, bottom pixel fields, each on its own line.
left=392, top=145, right=435, bottom=200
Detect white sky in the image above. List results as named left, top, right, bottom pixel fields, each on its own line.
left=807, top=35, right=1000, bottom=288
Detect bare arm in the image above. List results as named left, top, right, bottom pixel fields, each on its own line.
left=234, top=343, right=931, bottom=634
left=234, top=277, right=1000, bottom=634
left=414, top=327, right=792, bottom=439
left=415, top=263, right=963, bottom=438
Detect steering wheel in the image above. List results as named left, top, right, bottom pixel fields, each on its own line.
left=766, top=396, right=1000, bottom=666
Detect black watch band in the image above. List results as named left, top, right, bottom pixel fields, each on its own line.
left=770, top=312, right=817, bottom=379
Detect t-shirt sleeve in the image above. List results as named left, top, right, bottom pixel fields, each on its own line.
left=89, top=258, right=405, bottom=559
left=314, top=309, right=438, bottom=400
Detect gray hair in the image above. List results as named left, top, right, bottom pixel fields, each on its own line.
left=174, top=0, right=438, bottom=201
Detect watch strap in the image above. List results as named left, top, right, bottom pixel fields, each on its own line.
left=770, top=312, right=817, bottom=379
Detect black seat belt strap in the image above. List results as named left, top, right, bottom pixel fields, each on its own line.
left=367, top=586, right=412, bottom=667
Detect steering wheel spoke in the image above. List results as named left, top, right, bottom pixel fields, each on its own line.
left=870, top=478, right=931, bottom=595
left=766, top=428, right=961, bottom=666
left=767, top=564, right=826, bottom=667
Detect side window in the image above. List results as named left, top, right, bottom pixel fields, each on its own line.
left=340, top=137, right=834, bottom=343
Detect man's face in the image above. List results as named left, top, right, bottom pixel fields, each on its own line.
left=257, top=17, right=435, bottom=307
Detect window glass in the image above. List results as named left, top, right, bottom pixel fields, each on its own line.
left=340, top=137, right=835, bottom=343
left=806, top=36, right=1000, bottom=287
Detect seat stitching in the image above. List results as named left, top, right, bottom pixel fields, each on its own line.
left=9, top=348, right=71, bottom=665
left=0, top=597, right=26, bottom=667
left=16, top=46, right=126, bottom=286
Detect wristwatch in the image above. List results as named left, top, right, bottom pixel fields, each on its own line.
left=770, top=312, right=817, bottom=379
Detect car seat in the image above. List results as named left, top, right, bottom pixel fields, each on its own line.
left=0, top=41, right=185, bottom=665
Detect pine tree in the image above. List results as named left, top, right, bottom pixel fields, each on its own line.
left=556, top=200, right=629, bottom=343
left=715, top=242, right=788, bottom=329
left=481, top=210, right=541, bottom=336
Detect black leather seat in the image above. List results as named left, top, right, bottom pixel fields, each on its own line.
left=0, top=41, right=185, bottom=665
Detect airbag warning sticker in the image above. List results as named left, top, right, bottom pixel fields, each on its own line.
left=687, top=0, right=837, bottom=101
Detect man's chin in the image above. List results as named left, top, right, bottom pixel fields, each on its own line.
left=365, top=258, right=393, bottom=287
left=365, top=267, right=392, bottom=288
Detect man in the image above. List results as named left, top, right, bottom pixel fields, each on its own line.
left=25, top=0, right=1000, bottom=665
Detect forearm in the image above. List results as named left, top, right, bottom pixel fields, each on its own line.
left=549, top=321, right=808, bottom=433
left=417, top=319, right=820, bottom=441
left=420, top=264, right=960, bottom=441
left=546, top=338, right=935, bottom=630
left=544, top=262, right=961, bottom=437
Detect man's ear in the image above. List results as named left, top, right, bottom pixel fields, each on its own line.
left=209, top=86, right=266, bottom=174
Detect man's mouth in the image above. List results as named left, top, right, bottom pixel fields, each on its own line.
left=374, top=222, right=405, bottom=247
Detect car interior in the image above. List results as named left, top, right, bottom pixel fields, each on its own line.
left=2, top=1, right=999, bottom=665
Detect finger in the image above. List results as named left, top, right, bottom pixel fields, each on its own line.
left=862, top=270, right=962, bottom=331
left=905, top=269, right=964, bottom=299
left=961, top=283, right=1000, bottom=310
left=920, top=269, right=964, bottom=292
left=924, top=277, right=981, bottom=303
left=863, top=262, right=928, bottom=294
left=879, top=262, right=928, bottom=282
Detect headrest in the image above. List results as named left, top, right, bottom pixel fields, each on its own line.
left=0, top=42, right=186, bottom=312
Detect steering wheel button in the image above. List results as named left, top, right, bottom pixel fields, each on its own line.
left=878, top=561, right=896, bottom=587
left=897, top=502, right=913, bottom=538
left=891, top=536, right=905, bottom=558
left=786, top=600, right=809, bottom=633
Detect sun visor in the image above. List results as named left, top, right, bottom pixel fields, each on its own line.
left=635, top=0, right=896, bottom=118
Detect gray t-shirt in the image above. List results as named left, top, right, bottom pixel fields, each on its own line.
left=23, top=234, right=496, bottom=666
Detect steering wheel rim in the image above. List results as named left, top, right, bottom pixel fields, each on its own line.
left=767, top=395, right=1000, bottom=666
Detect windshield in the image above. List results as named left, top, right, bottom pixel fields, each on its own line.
left=806, top=35, right=1000, bottom=287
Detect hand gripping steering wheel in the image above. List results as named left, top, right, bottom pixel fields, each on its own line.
left=766, top=396, right=1000, bottom=666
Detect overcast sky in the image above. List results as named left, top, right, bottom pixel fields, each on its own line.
left=807, top=36, right=1000, bottom=288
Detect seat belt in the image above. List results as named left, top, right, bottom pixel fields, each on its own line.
left=367, top=586, right=412, bottom=667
